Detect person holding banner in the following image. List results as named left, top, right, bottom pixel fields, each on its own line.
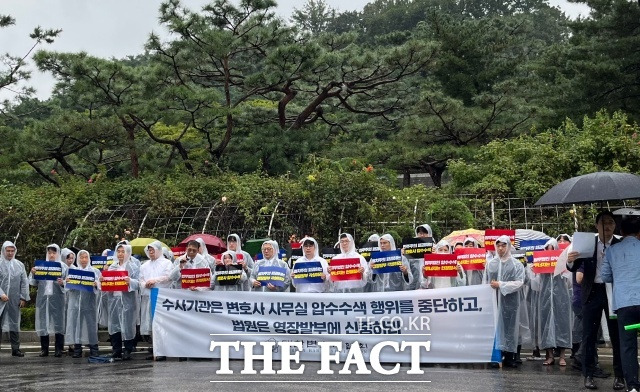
left=139, top=241, right=173, bottom=360
left=463, top=237, right=484, bottom=286
left=212, top=250, right=247, bottom=291
left=370, top=234, right=412, bottom=292
left=421, top=239, right=466, bottom=289
left=195, top=237, right=216, bottom=271
left=484, top=235, right=525, bottom=368
left=64, top=250, right=101, bottom=358
left=102, top=243, right=140, bottom=360
left=29, top=244, right=67, bottom=357
left=250, top=240, right=290, bottom=292
left=567, top=211, right=624, bottom=390
left=329, top=233, right=369, bottom=293
left=0, top=241, right=29, bottom=357
left=601, top=216, right=640, bottom=392
left=536, top=239, right=572, bottom=366
left=291, top=237, right=330, bottom=293
left=227, top=234, right=255, bottom=292
left=170, top=240, right=210, bottom=289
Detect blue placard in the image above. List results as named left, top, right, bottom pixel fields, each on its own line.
left=256, top=266, right=287, bottom=287
left=33, top=260, right=63, bottom=281
left=370, top=250, right=403, bottom=274
left=520, top=239, right=549, bottom=263
left=66, top=268, right=96, bottom=292
left=91, top=256, right=109, bottom=271
left=292, top=261, right=324, bottom=284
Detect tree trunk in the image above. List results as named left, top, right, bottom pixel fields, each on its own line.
left=403, top=169, right=411, bottom=188
left=121, top=119, right=139, bottom=178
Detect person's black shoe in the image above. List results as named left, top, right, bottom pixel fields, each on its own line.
left=11, top=349, right=24, bottom=357
left=584, top=376, right=598, bottom=390
left=111, top=352, right=122, bottom=360
left=593, top=367, right=611, bottom=379
left=178, top=357, right=187, bottom=362
left=613, top=377, right=626, bottom=390
left=54, top=350, right=62, bottom=358
left=146, top=355, right=154, bottom=360
left=38, top=350, right=49, bottom=357
left=155, top=356, right=166, bottom=361
left=122, top=351, right=132, bottom=360
left=572, top=359, right=582, bottom=371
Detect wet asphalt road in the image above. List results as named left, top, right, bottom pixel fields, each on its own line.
left=0, top=347, right=613, bottom=391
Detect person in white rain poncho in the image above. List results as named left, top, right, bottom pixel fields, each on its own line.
left=0, top=241, right=29, bottom=357
left=367, top=234, right=380, bottom=243
left=329, top=233, right=370, bottom=293
left=291, top=237, right=330, bottom=293
left=212, top=250, right=247, bottom=291
left=370, top=234, right=412, bottom=292
left=421, top=239, right=466, bottom=289
left=227, top=234, right=255, bottom=291
left=534, top=238, right=572, bottom=366
left=250, top=240, right=290, bottom=292
left=29, top=244, right=68, bottom=357
left=102, top=244, right=139, bottom=360
left=64, top=250, right=101, bottom=358
left=405, top=224, right=434, bottom=290
left=61, top=247, right=76, bottom=355
left=170, top=240, right=211, bottom=289
left=484, top=235, right=525, bottom=368
left=463, top=237, right=484, bottom=286
left=195, top=237, right=216, bottom=271
left=139, top=240, right=172, bottom=360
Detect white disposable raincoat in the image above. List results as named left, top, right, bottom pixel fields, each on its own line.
left=421, top=239, right=466, bottom=289
left=227, top=234, right=255, bottom=291
left=64, top=250, right=101, bottom=345
left=139, top=241, right=173, bottom=335
left=170, top=252, right=210, bottom=289
left=371, top=234, right=412, bottom=292
left=330, top=234, right=370, bottom=293
left=250, top=240, right=290, bottom=292
left=29, top=244, right=67, bottom=336
left=291, top=237, right=330, bottom=293
left=463, top=236, right=485, bottom=286
left=106, top=244, right=140, bottom=340
left=212, top=250, right=247, bottom=291
left=0, top=241, right=30, bottom=332
left=483, top=235, right=526, bottom=353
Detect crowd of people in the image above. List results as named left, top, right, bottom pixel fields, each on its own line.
left=0, top=217, right=639, bottom=391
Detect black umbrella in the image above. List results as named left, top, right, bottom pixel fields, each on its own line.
left=535, top=171, right=640, bottom=206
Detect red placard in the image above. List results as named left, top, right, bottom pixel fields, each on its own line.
left=455, top=248, right=487, bottom=271
left=172, top=246, right=186, bottom=257
left=423, top=254, right=458, bottom=277
left=100, top=270, right=129, bottom=292
left=532, top=249, right=563, bottom=274
left=180, top=268, right=211, bottom=288
left=484, top=229, right=516, bottom=251
left=329, top=258, right=362, bottom=281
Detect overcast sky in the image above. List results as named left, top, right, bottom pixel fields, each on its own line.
left=1, top=0, right=591, bottom=100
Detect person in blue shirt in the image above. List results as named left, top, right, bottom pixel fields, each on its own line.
left=602, top=215, right=640, bottom=392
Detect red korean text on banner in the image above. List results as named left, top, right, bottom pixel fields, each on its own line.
left=100, top=270, right=129, bottom=292
left=455, top=248, right=487, bottom=271
left=532, top=249, right=563, bottom=274
left=171, top=246, right=186, bottom=257
left=329, top=258, right=362, bottom=281
left=423, top=254, right=458, bottom=278
left=484, top=229, right=516, bottom=251
left=181, top=268, right=211, bottom=288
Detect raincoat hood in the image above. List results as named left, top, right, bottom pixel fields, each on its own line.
left=434, top=239, right=452, bottom=254
left=221, top=250, right=238, bottom=264
left=367, top=234, right=380, bottom=243
left=227, top=233, right=244, bottom=253
left=415, top=224, right=433, bottom=237
left=1, top=240, right=16, bottom=261
left=463, top=237, right=481, bottom=248
left=61, top=248, right=75, bottom=265
left=114, top=244, right=132, bottom=264
left=144, top=240, right=164, bottom=261
left=46, top=244, right=62, bottom=263
left=495, top=235, right=514, bottom=261
left=378, top=234, right=397, bottom=251
left=76, top=250, right=93, bottom=270
left=544, top=238, right=559, bottom=250
left=338, top=233, right=356, bottom=255
left=195, top=238, right=211, bottom=259
left=300, top=237, right=321, bottom=261
left=261, top=240, right=280, bottom=262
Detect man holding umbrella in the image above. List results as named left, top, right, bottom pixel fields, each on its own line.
left=567, top=211, right=624, bottom=390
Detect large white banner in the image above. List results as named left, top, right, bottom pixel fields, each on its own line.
left=151, top=285, right=498, bottom=363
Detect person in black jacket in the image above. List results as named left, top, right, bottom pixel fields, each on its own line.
left=567, top=211, right=625, bottom=390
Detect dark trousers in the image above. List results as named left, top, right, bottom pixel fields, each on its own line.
left=40, top=333, right=65, bottom=352
left=110, top=332, right=134, bottom=355
left=616, top=305, right=640, bottom=389
left=582, top=284, right=622, bottom=377
left=1, top=330, right=20, bottom=350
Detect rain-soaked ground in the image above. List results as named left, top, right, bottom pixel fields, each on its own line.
left=1, top=342, right=624, bottom=391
